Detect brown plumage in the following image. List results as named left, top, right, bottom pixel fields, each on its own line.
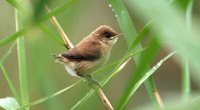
left=55, top=25, right=120, bottom=77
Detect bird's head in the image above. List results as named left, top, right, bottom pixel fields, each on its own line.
left=91, top=25, right=122, bottom=47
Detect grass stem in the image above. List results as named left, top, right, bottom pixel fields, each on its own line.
left=44, top=5, right=74, bottom=49
left=15, top=1, right=29, bottom=109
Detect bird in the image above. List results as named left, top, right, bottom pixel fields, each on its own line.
left=54, top=25, right=121, bottom=82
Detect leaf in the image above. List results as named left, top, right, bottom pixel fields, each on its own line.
left=128, top=0, right=200, bottom=84
left=117, top=39, right=160, bottom=109
left=0, top=43, right=21, bottom=104
left=107, top=0, right=161, bottom=108
left=17, top=80, right=82, bottom=109
left=0, top=64, right=21, bottom=105
left=38, top=24, right=65, bottom=46
left=107, top=0, right=137, bottom=46
left=0, top=97, right=20, bottom=110
left=181, top=0, right=193, bottom=101
left=16, top=5, right=29, bottom=110
left=0, top=29, right=24, bottom=47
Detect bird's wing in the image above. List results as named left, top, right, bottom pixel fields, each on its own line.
left=62, top=40, right=101, bottom=61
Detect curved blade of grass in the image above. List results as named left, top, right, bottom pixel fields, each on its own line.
left=0, top=64, right=21, bottom=105
left=107, top=0, right=137, bottom=46
left=0, top=43, right=16, bottom=63
left=107, top=0, right=162, bottom=108
left=127, top=21, right=152, bottom=52
left=6, top=0, right=23, bottom=11
left=2, top=0, right=79, bottom=47
left=120, top=51, right=175, bottom=110
left=17, top=80, right=82, bottom=110
left=0, top=43, right=21, bottom=105
left=38, top=24, right=65, bottom=46
left=70, top=89, right=93, bottom=110
left=15, top=3, right=29, bottom=110
left=0, top=29, right=24, bottom=47
left=181, top=0, right=193, bottom=101
left=117, top=39, right=160, bottom=110
left=37, top=0, right=79, bottom=23
left=128, top=0, right=200, bottom=83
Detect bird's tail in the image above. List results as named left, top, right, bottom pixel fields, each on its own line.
left=53, top=53, right=69, bottom=64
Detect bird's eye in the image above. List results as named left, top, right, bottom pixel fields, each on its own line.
left=104, top=32, right=112, bottom=38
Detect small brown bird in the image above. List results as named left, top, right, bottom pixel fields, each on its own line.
left=55, top=25, right=121, bottom=80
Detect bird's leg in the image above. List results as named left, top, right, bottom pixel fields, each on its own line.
left=83, top=75, right=101, bottom=88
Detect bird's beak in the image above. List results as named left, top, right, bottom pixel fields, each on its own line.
left=115, top=33, right=123, bottom=38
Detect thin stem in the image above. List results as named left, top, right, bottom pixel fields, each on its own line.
left=0, top=43, right=16, bottom=63
left=44, top=5, right=74, bottom=49
left=17, top=80, right=82, bottom=110
left=153, top=89, right=164, bottom=109
left=181, top=57, right=190, bottom=100
left=38, top=23, right=65, bottom=46
left=15, top=1, right=29, bottom=109
left=0, top=43, right=21, bottom=105
left=86, top=78, right=114, bottom=110
left=181, top=0, right=193, bottom=101
left=0, top=64, right=21, bottom=105
left=145, top=78, right=164, bottom=109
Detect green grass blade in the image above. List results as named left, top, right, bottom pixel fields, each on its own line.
left=0, top=43, right=21, bottom=105
left=107, top=0, right=162, bottom=108
left=17, top=80, right=82, bottom=110
left=37, top=0, right=78, bottom=23
left=38, top=24, right=65, bottom=46
left=15, top=3, right=29, bottom=110
left=120, top=51, right=175, bottom=110
left=181, top=0, right=193, bottom=101
left=127, top=21, right=152, bottom=53
left=117, top=39, right=160, bottom=110
left=0, top=29, right=24, bottom=47
left=102, top=48, right=148, bottom=84
left=185, top=0, right=193, bottom=29
left=181, top=58, right=190, bottom=100
left=0, top=43, right=16, bottom=63
left=6, top=0, right=23, bottom=11
left=0, top=63, right=21, bottom=104
left=107, top=0, right=137, bottom=46
left=70, top=90, right=94, bottom=110
left=0, top=64, right=21, bottom=105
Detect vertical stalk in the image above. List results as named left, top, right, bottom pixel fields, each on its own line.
left=15, top=1, right=29, bottom=109
left=181, top=0, right=193, bottom=101
left=89, top=83, right=113, bottom=110
left=181, top=58, right=190, bottom=100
